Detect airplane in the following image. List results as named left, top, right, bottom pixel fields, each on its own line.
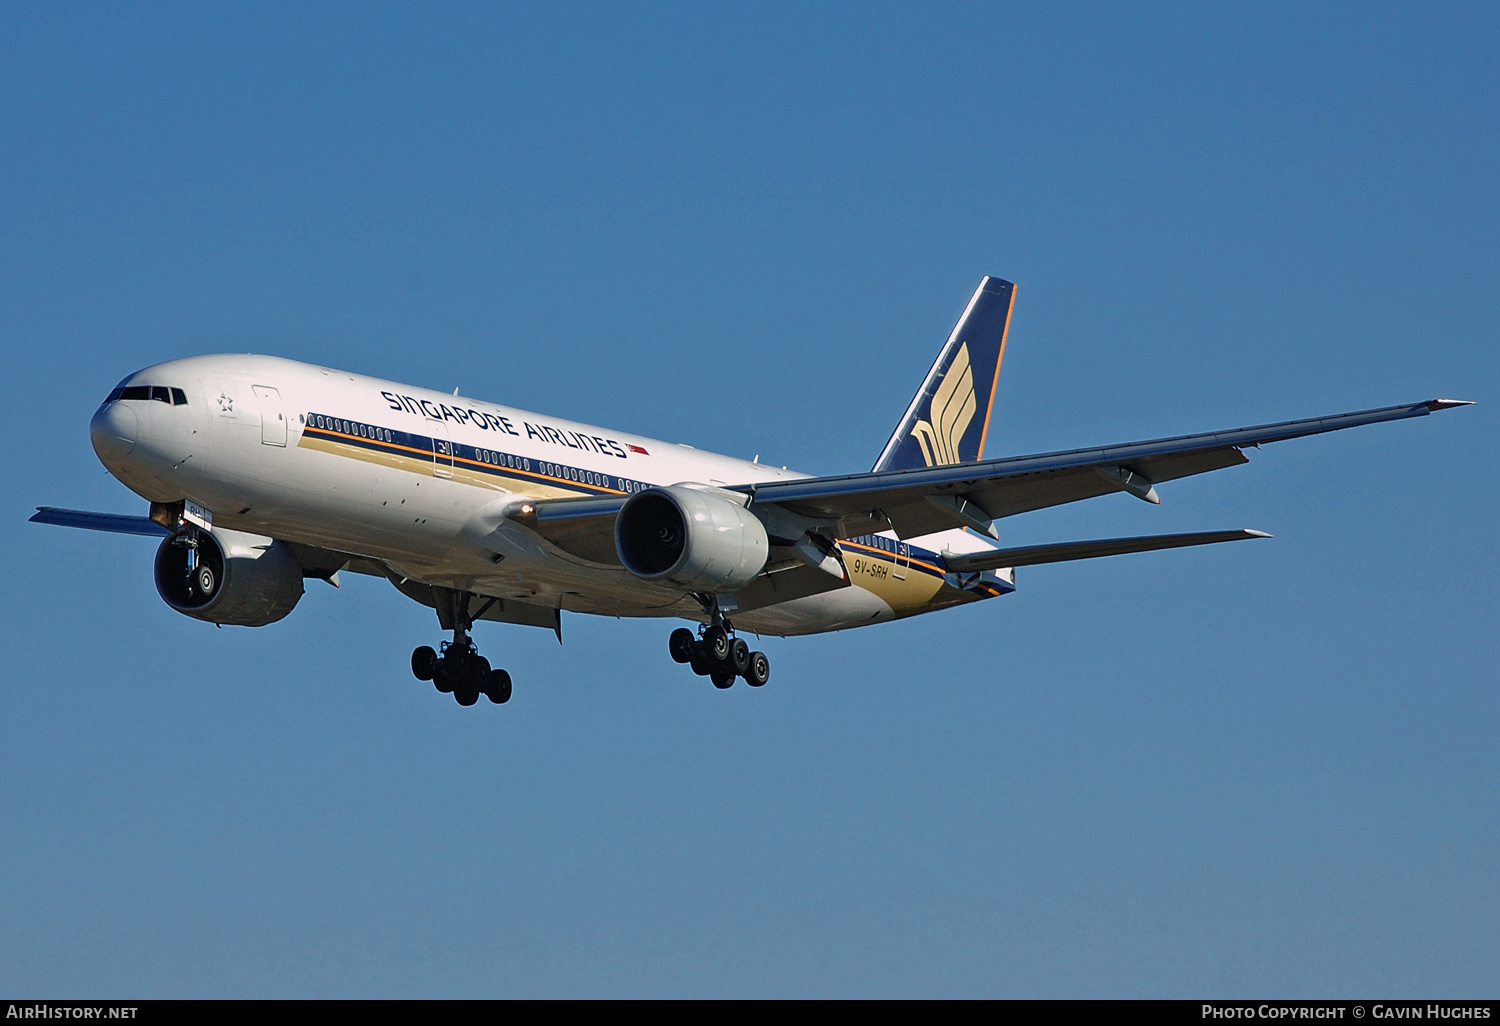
left=31, top=276, right=1471, bottom=706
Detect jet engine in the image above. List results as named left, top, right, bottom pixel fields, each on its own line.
left=154, top=526, right=305, bottom=626
left=615, top=485, right=769, bottom=593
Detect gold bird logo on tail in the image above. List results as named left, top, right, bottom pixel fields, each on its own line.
left=909, top=342, right=977, bottom=466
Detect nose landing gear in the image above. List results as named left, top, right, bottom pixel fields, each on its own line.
left=669, top=617, right=770, bottom=689
left=410, top=590, right=512, bottom=706
left=170, top=527, right=218, bottom=601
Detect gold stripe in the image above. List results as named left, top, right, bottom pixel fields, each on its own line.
left=975, top=283, right=1016, bottom=461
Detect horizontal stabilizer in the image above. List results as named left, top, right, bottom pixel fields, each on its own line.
left=945, top=529, right=1270, bottom=572
left=30, top=507, right=169, bottom=537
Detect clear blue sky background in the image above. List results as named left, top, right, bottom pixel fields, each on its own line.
left=1, top=2, right=1495, bottom=998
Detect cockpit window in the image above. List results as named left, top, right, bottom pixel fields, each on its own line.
left=106, top=384, right=186, bottom=404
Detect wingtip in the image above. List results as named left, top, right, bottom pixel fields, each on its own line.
left=1425, top=399, right=1476, bottom=411
left=1244, top=529, right=1273, bottom=539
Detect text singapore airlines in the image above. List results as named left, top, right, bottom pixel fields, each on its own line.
left=33, top=278, right=1471, bottom=706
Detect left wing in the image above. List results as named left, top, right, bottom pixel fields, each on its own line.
left=743, top=399, right=1472, bottom=539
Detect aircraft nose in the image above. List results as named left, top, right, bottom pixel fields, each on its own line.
left=90, top=401, right=138, bottom=467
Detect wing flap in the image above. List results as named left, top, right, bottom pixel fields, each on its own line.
left=386, top=573, right=563, bottom=633
left=731, top=561, right=852, bottom=614
left=946, top=529, right=1271, bottom=572
left=514, top=495, right=626, bottom=565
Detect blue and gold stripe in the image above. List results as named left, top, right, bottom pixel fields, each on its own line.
left=838, top=534, right=1015, bottom=598
left=300, top=412, right=652, bottom=496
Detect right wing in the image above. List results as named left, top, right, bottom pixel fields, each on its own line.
left=30, top=507, right=170, bottom=536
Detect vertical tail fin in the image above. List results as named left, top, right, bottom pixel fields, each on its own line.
left=872, top=276, right=1016, bottom=472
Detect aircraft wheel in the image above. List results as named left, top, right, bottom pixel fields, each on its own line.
left=193, top=565, right=216, bottom=599
left=486, top=668, right=512, bottom=704
left=454, top=687, right=480, bottom=706
left=411, top=646, right=437, bottom=681
left=745, top=651, right=770, bottom=687
left=432, top=662, right=455, bottom=694
left=711, top=668, right=735, bottom=689
left=702, top=626, right=731, bottom=663
left=669, top=628, right=696, bottom=664
left=727, top=638, right=751, bottom=676
left=689, top=644, right=713, bottom=676
left=468, top=654, right=491, bottom=690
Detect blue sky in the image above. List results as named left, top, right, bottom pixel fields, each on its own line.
left=1, top=2, right=1495, bottom=997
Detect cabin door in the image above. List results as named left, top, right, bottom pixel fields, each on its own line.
left=252, top=385, right=286, bottom=446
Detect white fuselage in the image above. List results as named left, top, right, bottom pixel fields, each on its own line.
left=90, top=355, right=1011, bottom=636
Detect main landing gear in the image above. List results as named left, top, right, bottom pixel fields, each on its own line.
left=410, top=590, right=511, bottom=707
left=669, top=614, right=770, bottom=690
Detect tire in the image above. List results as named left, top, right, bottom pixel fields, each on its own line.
left=745, top=651, right=770, bottom=687
left=702, top=626, right=730, bottom=663
left=486, top=668, right=512, bottom=704
left=411, top=646, right=437, bottom=681
left=432, top=662, right=455, bottom=694
left=454, top=688, right=480, bottom=706
left=194, top=565, right=215, bottom=598
left=669, top=627, right=696, bottom=664
left=727, top=638, right=751, bottom=676
left=469, top=654, right=491, bottom=690
left=711, top=669, right=735, bottom=689
left=689, top=644, right=713, bottom=676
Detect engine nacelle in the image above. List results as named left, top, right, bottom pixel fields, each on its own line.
left=615, top=485, right=769, bottom=593
left=154, top=527, right=305, bottom=626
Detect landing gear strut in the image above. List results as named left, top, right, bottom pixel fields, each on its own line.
left=411, top=589, right=512, bottom=706
left=170, top=526, right=217, bottom=601
left=669, top=601, right=770, bottom=689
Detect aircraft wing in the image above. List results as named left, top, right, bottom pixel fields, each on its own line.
left=30, top=507, right=171, bottom=536
left=743, top=399, right=1471, bottom=539
left=518, top=399, right=1468, bottom=558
